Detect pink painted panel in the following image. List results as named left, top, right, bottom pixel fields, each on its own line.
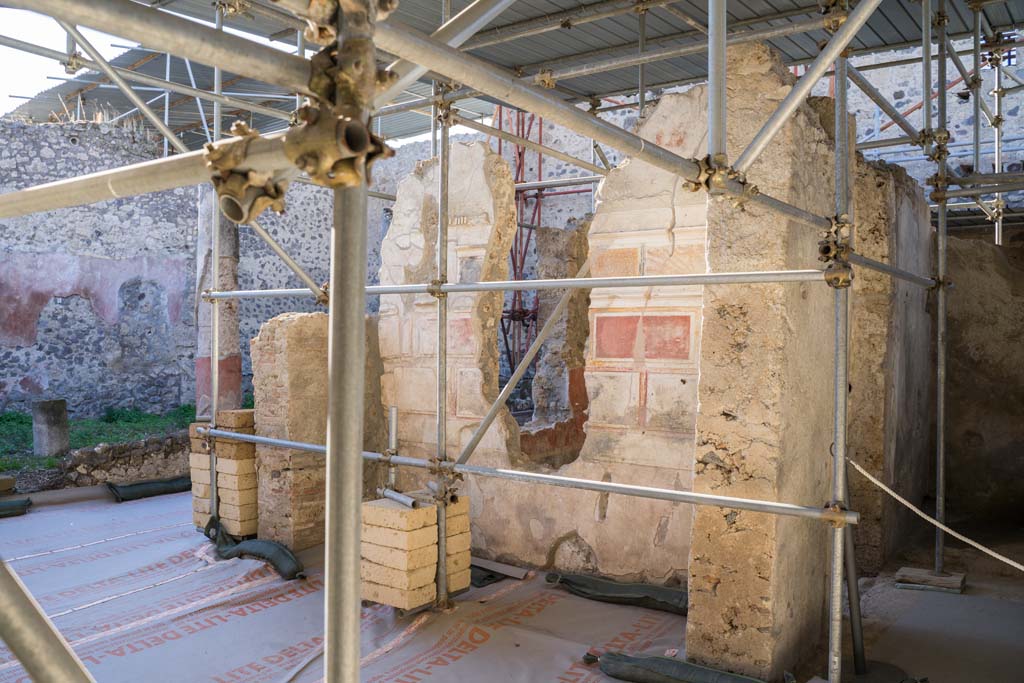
left=595, top=315, right=640, bottom=359
left=643, top=315, right=690, bottom=360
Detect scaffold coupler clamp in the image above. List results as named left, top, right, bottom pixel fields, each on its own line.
left=62, top=51, right=83, bottom=75
left=204, top=121, right=291, bottom=225
left=284, top=37, right=393, bottom=188
left=820, top=215, right=853, bottom=289
left=818, top=0, right=848, bottom=35
left=427, top=279, right=448, bottom=299
left=824, top=501, right=849, bottom=528
left=534, top=70, right=557, bottom=89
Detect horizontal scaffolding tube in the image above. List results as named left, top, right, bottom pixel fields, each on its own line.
left=0, top=34, right=291, bottom=122
left=203, top=269, right=825, bottom=300
left=856, top=135, right=915, bottom=151
left=847, top=65, right=921, bottom=142
left=0, top=131, right=293, bottom=219
left=452, top=115, right=608, bottom=175
left=198, top=428, right=859, bottom=526
left=848, top=253, right=937, bottom=288
left=5, top=0, right=311, bottom=94
left=935, top=182, right=1024, bottom=199
left=516, top=175, right=605, bottom=191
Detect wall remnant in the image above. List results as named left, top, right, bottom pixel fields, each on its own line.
left=945, top=238, right=1024, bottom=523
left=0, top=120, right=196, bottom=418
left=686, top=44, right=834, bottom=680
left=61, top=430, right=189, bottom=487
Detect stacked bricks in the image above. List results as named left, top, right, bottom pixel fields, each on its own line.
left=359, top=494, right=472, bottom=609
left=189, top=409, right=258, bottom=537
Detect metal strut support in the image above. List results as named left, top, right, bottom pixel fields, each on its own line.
left=434, top=90, right=452, bottom=607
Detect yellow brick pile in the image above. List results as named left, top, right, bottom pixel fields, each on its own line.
left=359, top=493, right=472, bottom=610
left=190, top=409, right=258, bottom=537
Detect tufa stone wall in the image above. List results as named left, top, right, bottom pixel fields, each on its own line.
left=945, top=239, right=1024, bottom=523
left=0, top=120, right=197, bottom=418
left=847, top=157, right=933, bottom=573
left=61, top=430, right=189, bottom=487
left=686, top=45, right=834, bottom=679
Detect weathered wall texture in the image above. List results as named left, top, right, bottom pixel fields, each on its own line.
left=945, top=239, right=1024, bottom=523
left=686, top=45, right=834, bottom=680
left=0, top=120, right=197, bottom=417
left=60, top=430, right=189, bottom=487
left=847, top=158, right=933, bottom=573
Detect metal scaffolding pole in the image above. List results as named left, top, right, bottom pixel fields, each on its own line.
left=847, top=65, right=922, bottom=143
left=827, top=45, right=852, bottom=683
left=6, top=0, right=310, bottom=94
left=247, top=220, right=327, bottom=302
left=972, top=9, right=983, bottom=175
left=199, top=428, right=861, bottom=526
left=0, top=35, right=291, bottom=121
left=57, top=22, right=188, bottom=154
left=637, top=8, right=647, bottom=116
left=434, top=83, right=451, bottom=607
left=934, top=0, right=949, bottom=577
left=209, top=6, right=224, bottom=522
left=992, top=52, right=1005, bottom=245
left=708, top=0, right=727, bottom=164
left=922, top=0, right=933, bottom=141
left=0, top=559, right=95, bottom=683
left=733, top=0, right=884, bottom=175
left=452, top=115, right=608, bottom=175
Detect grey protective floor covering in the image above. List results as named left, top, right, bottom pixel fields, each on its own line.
left=0, top=491, right=686, bottom=682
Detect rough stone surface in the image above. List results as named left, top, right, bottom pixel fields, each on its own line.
left=846, top=157, right=933, bottom=573
left=60, top=430, right=189, bottom=487
left=250, top=312, right=385, bottom=550
left=686, top=44, right=834, bottom=680
left=945, top=239, right=1024, bottom=521
left=0, top=120, right=197, bottom=417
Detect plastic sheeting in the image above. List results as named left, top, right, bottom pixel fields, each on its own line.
left=0, top=492, right=687, bottom=682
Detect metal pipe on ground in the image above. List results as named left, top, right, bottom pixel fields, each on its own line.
left=3, top=0, right=311, bottom=94
left=197, top=429, right=861, bottom=526
left=0, top=560, right=95, bottom=682
left=733, top=0, right=885, bottom=175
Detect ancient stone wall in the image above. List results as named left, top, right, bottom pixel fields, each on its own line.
left=848, top=158, right=933, bottom=573
left=0, top=120, right=197, bottom=418
left=60, top=430, right=189, bottom=487
left=945, top=238, right=1024, bottom=523
left=686, top=45, right=835, bottom=679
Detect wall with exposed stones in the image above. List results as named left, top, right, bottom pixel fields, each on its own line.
left=945, top=238, right=1024, bottom=524
left=0, top=119, right=198, bottom=418
left=60, top=430, right=189, bottom=487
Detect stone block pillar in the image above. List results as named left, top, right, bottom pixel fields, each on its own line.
left=32, top=399, right=69, bottom=457
left=686, top=45, right=835, bottom=679
left=250, top=312, right=328, bottom=551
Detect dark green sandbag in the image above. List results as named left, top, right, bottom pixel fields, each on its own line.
left=585, top=652, right=766, bottom=683
left=106, top=476, right=191, bottom=502
left=203, top=517, right=305, bottom=580
left=0, top=498, right=32, bottom=518
left=546, top=572, right=688, bottom=615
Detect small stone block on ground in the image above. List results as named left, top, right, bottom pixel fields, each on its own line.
left=448, top=568, right=471, bottom=592
left=0, top=475, right=15, bottom=494
left=213, top=441, right=256, bottom=460
left=362, top=497, right=437, bottom=531
left=219, top=502, right=257, bottom=522
left=360, top=559, right=436, bottom=590
left=189, top=452, right=210, bottom=470
left=446, top=495, right=469, bottom=517
left=192, top=483, right=210, bottom=498
left=362, top=524, right=438, bottom=551
left=362, top=542, right=437, bottom=572
left=193, top=497, right=211, bottom=514
left=447, top=551, right=470, bottom=575
left=217, top=409, right=255, bottom=429
left=216, top=458, right=256, bottom=475
left=190, top=437, right=207, bottom=452
left=446, top=531, right=471, bottom=555
left=361, top=580, right=435, bottom=610
left=188, top=422, right=210, bottom=439
left=191, top=468, right=211, bottom=485
left=895, top=566, right=966, bottom=592
left=193, top=511, right=211, bottom=528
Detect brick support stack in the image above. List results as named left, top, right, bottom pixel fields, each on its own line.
left=360, top=498, right=439, bottom=610
left=189, top=409, right=258, bottom=537
left=443, top=495, right=472, bottom=593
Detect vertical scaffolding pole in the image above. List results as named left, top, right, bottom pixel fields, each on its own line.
left=637, top=9, right=647, bottom=116
left=708, top=0, right=727, bottom=164
left=992, top=55, right=1004, bottom=245
left=209, top=6, right=223, bottom=521
left=827, top=45, right=852, bottom=683
left=972, top=8, right=982, bottom=175
left=934, top=0, right=949, bottom=576
left=163, top=52, right=171, bottom=157
left=323, top=0, right=374, bottom=673
left=296, top=29, right=305, bottom=112
left=922, top=0, right=933, bottom=141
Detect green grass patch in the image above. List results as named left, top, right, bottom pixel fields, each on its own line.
left=0, top=405, right=196, bottom=469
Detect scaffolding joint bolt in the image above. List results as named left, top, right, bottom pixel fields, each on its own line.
left=820, top=216, right=853, bottom=289
left=427, top=279, right=448, bottom=299
left=204, top=121, right=291, bottom=225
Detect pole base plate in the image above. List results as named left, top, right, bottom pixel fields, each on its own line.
left=840, top=659, right=912, bottom=682
left=894, top=566, right=966, bottom=593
